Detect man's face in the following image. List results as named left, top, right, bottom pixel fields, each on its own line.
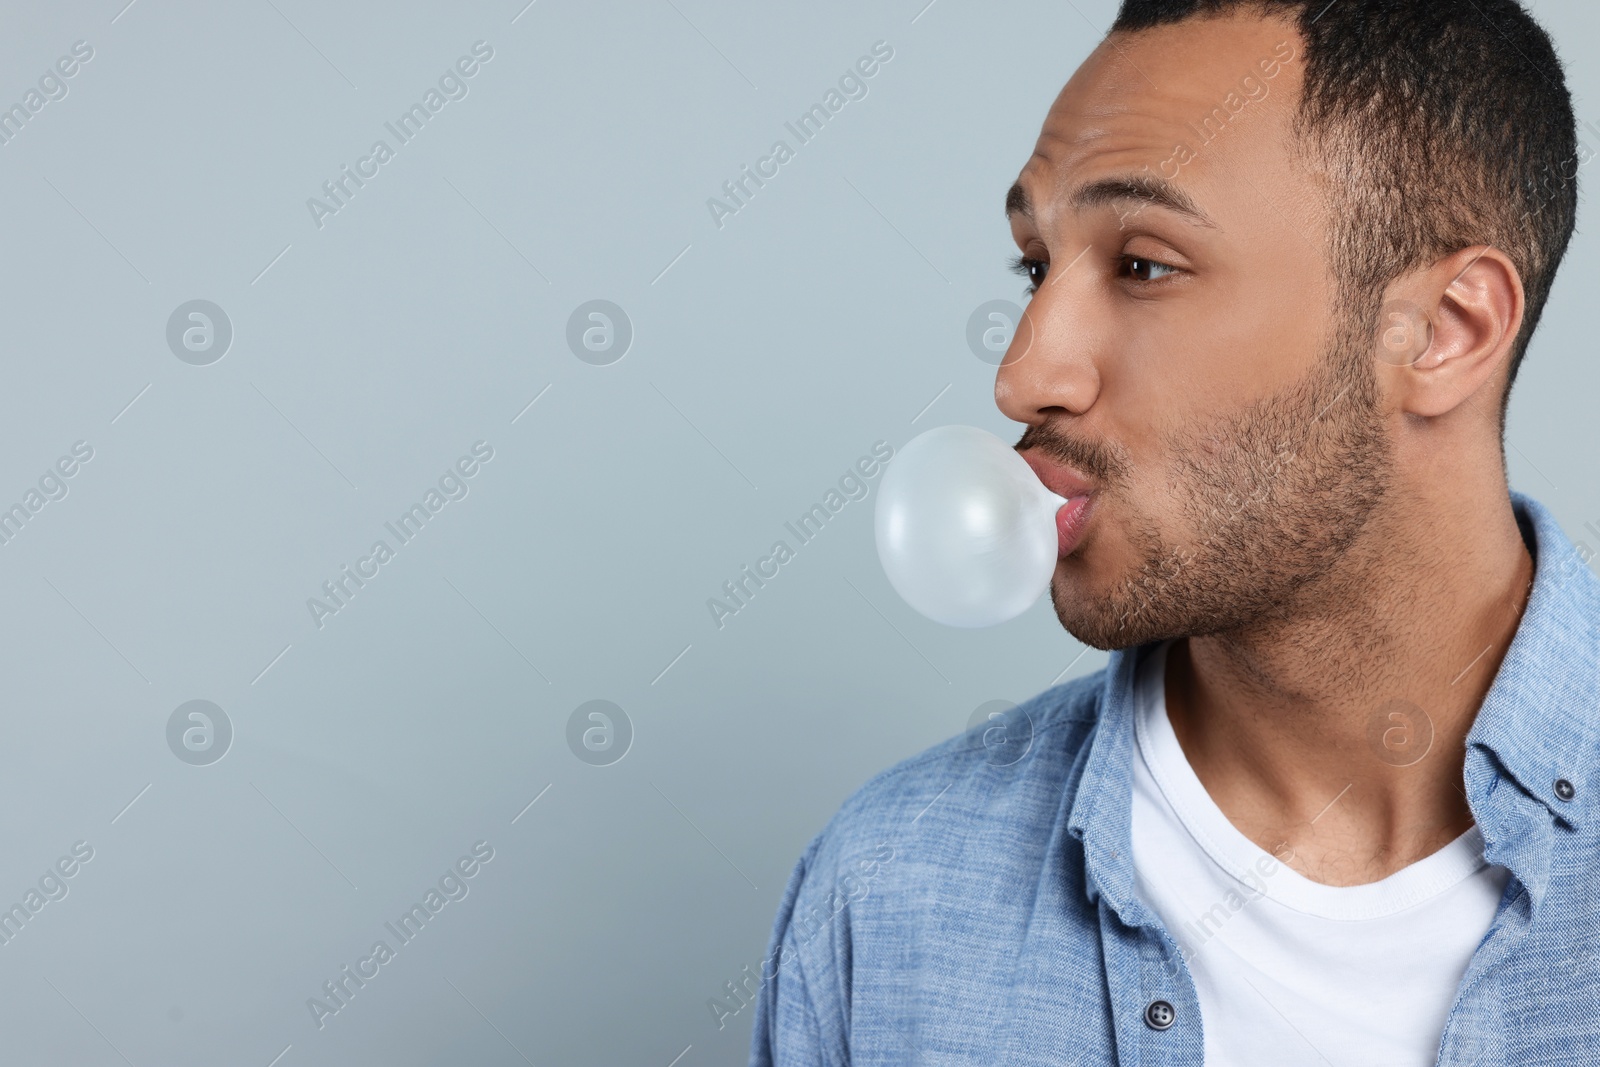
left=998, top=12, right=1393, bottom=650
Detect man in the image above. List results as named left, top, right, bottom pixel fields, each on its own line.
left=752, top=1, right=1598, bottom=1064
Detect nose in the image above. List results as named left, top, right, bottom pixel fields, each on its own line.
left=994, top=265, right=1104, bottom=426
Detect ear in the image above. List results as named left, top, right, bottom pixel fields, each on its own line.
left=1377, top=246, right=1524, bottom=420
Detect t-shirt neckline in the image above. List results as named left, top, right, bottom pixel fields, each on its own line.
left=1133, top=639, right=1491, bottom=921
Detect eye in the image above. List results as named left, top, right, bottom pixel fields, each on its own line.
left=1009, top=254, right=1049, bottom=296
left=1118, top=255, right=1179, bottom=284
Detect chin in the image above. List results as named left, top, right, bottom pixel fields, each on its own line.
left=1049, top=578, right=1134, bottom=651
left=1048, top=558, right=1185, bottom=652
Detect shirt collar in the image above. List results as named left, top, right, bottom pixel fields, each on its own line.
left=1066, top=491, right=1600, bottom=920
left=1065, top=639, right=1149, bottom=924
left=1463, top=491, right=1600, bottom=833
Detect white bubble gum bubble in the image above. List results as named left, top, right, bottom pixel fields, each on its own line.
left=875, top=425, right=1068, bottom=628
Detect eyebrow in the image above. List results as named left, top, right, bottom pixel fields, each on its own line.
left=1005, top=174, right=1218, bottom=229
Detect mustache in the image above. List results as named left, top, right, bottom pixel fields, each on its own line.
left=1013, top=422, right=1125, bottom=486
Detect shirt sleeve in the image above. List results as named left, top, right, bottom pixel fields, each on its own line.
left=749, top=834, right=843, bottom=1067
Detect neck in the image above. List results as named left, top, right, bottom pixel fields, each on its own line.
left=1164, top=477, right=1534, bottom=886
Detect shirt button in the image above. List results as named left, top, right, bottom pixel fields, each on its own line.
left=1555, top=778, right=1577, bottom=801
left=1145, top=999, right=1176, bottom=1030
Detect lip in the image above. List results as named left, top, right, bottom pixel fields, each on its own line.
left=1018, top=449, right=1098, bottom=558
left=1054, top=494, right=1096, bottom=557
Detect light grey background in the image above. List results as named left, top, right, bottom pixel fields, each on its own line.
left=0, top=1, right=1595, bottom=1064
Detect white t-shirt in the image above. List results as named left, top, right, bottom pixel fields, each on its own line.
left=1130, top=640, right=1510, bottom=1067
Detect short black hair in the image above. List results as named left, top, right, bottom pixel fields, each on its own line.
left=1112, top=0, right=1579, bottom=429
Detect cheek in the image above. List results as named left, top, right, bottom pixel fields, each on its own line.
left=1151, top=291, right=1321, bottom=421
left=1108, top=415, right=1225, bottom=552
left=1129, top=456, right=1193, bottom=540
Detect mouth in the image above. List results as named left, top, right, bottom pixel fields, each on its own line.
left=1053, top=495, right=1096, bottom=558
left=1018, top=449, right=1098, bottom=558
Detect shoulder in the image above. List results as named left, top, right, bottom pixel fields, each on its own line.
left=804, top=667, right=1107, bottom=876
left=755, top=662, right=1120, bottom=1062
left=748, top=667, right=1111, bottom=1063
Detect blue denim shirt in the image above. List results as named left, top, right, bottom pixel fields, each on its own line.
left=751, top=491, right=1600, bottom=1065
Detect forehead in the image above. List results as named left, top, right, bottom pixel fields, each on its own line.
left=1015, top=12, right=1311, bottom=229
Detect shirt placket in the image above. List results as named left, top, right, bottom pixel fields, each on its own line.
left=1433, top=750, right=1555, bottom=1065
left=1097, top=892, right=1205, bottom=1067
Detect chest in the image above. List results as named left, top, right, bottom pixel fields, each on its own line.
left=837, top=841, right=1600, bottom=1066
